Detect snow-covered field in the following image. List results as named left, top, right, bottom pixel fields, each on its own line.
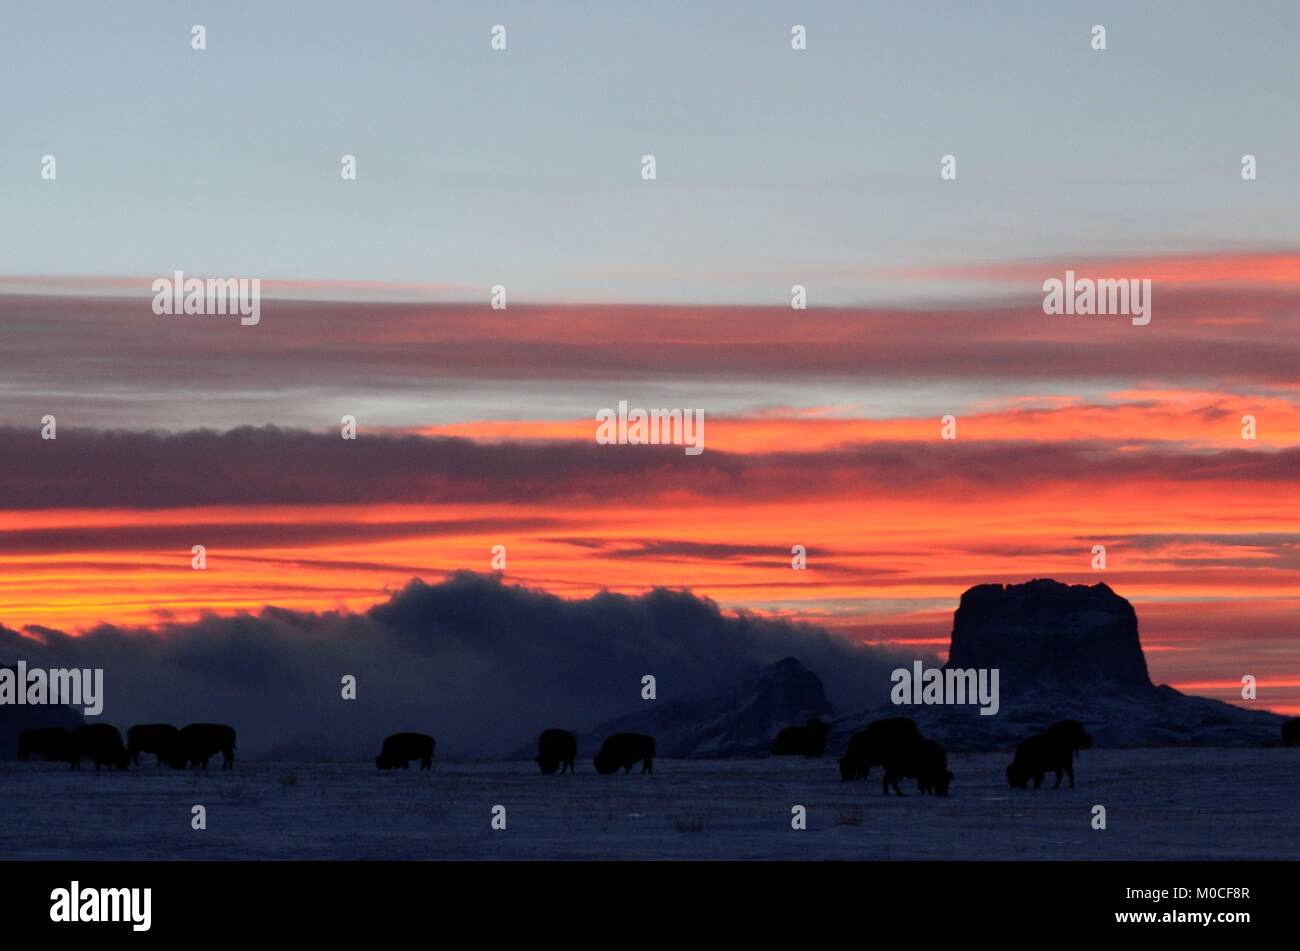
left=2, top=749, right=1297, bottom=860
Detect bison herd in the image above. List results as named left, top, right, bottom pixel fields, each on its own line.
left=17, top=723, right=236, bottom=771
left=834, top=718, right=953, bottom=795
left=368, top=717, right=1089, bottom=797
left=24, top=716, right=1294, bottom=783
left=370, top=729, right=654, bottom=775
left=772, top=715, right=1094, bottom=796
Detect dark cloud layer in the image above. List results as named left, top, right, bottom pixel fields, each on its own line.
left=0, top=572, right=918, bottom=759
left=4, top=288, right=1300, bottom=396
left=2, top=426, right=1298, bottom=516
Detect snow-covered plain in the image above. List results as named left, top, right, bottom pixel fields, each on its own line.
left=2, top=749, right=1297, bottom=860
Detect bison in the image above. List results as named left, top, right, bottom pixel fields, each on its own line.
left=883, top=737, right=953, bottom=796
left=1283, top=718, right=1300, bottom=746
left=536, top=728, right=577, bottom=774
left=167, top=723, right=237, bottom=770
left=375, top=732, right=435, bottom=770
left=593, top=733, right=655, bottom=774
left=771, top=717, right=830, bottom=758
left=1047, top=719, right=1093, bottom=755
left=127, top=724, right=180, bottom=766
left=17, top=726, right=71, bottom=762
left=69, top=724, right=130, bottom=771
left=838, top=717, right=923, bottom=782
left=1006, top=719, right=1093, bottom=789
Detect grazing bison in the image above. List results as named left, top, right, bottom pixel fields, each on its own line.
left=771, top=717, right=830, bottom=758
left=1047, top=719, right=1093, bottom=755
left=127, top=724, right=179, bottom=766
left=1282, top=718, right=1300, bottom=746
left=838, top=717, right=923, bottom=782
left=1006, top=719, right=1093, bottom=789
left=17, top=726, right=71, bottom=762
left=593, top=733, right=655, bottom=774
left=536, top=728, right=577, bottom=774
left=168, top=723, right=237, bottom=770
left=884, top=738, right=953, bottom=796
left=69, top=724, right=130, bottom=771
left=375, top=732, right=435, bottom=770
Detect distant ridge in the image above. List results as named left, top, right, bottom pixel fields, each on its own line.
left=526, top=657, right=835, bottom=759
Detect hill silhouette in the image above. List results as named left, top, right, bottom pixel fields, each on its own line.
left=521, top=657, right=834, bottom=759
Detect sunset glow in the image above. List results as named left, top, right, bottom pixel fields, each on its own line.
left=2, top=258, right=1298, bottom=717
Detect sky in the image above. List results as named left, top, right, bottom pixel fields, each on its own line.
left=4, top=1, right=1300, bottom=303
left=1, top=3, right=1298, bottom=718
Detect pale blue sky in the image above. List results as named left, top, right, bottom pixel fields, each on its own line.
left=3, top=0, right=1298, bottom=304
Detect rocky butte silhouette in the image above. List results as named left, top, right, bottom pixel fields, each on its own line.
left=571, top=580, right=1284, bottom=755
left=838, top=579, right=1283, bottom=750
left=946, top=580, right=1152, bottom=694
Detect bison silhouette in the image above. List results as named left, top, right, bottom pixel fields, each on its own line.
left=1047, top=719, right=1093, bottom=755
left=536, top=728, right=577, bottom=774
left=1006, top=719, right=1093, bottom=789
left=1283, top=718, right=1300, bottom=746
left=167, top=723, right=237, bottom=770
left=771, top=717, right=829, bottom=758
left=838, top=717, right=922, bottom=782
left=375, top=732, right=435, bottom=770
left=884, top=737, right=953, bottom=796
left=69, top=724, right=130, bottom=771
left=17, top=726, right=71, bottom=762
left=593, top=733, right=655, bottom=774
left=127, top=724, right=179, bottom=766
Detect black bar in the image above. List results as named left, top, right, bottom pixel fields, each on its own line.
left=0, top=860, right=1284, bottom=938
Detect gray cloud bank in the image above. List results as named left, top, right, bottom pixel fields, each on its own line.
left=3, top=426, right=1298, bottom=519
left=0, top=572, right=917, bottom=759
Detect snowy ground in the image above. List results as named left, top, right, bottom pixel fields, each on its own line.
left=2, top=749, right=1297, bottom=860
